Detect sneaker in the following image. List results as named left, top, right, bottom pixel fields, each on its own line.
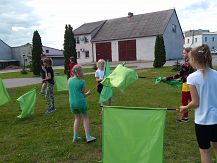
left=73, top=136, right=81, bottom=143
left=176, top=118, right=189, bottom=122
left=86, top=136, right=96, bottom=143
left=46, top=108, right=56, bottom=113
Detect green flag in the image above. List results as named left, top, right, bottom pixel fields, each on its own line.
left=102, top=106, right=166, bottom=163
left=0, top=78, right=11, bottom=106
left=99, top=61, right=113, bottom=103
left=155, top=76, right=182, bottom=89
left=55, top=75, right=68, bottom=91
left=17, top=88, right=36, bottom=118
left=101, top=64, right=138, bottom=93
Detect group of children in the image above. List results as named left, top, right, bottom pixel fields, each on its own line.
left=40, top=45, right=217, bottom=162
left=166, top=45, right=217, bottom=162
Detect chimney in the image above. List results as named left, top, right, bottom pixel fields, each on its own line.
left=128, top=12, right=133, bottom=18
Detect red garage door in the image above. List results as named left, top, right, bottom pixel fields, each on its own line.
left=118, top=40, right=136, bottom=61
left=96, top=42, right=112, bottom=61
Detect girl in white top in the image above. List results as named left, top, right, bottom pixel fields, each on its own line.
left=180, top=44, right=217, bottom=163
left=95, top=59, right=111, bottom=106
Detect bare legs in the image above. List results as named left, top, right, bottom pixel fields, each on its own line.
left=199, top=142, right=217, bottom=163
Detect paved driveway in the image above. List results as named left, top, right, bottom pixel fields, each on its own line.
left=2, top=55, right=217, bottom=88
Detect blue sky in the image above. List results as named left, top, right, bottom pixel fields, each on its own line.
left=1, top=0, right=217, bottom=49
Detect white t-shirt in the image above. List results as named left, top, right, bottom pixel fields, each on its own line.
left=187, top=68, right=217, bottom=125
left=95, top=69, right=104, bottom=80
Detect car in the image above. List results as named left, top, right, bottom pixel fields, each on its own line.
left=210, top=49, right=217, bottom=55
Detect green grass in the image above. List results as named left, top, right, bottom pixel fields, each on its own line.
left=0, top=67, right=216, bottom=162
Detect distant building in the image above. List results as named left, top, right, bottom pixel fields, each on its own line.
left=74, top=9, right=184, bottom=63
left=0, top=39, right=64, bottom=69
left=184, top=29, right=217, bottom=50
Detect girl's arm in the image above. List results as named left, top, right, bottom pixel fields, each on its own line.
left=95, top=76, right=102, bottom=82
left=180, top=84, right=199, bottom=112
left=82, top=88, right=91, bottom=97
left=42, top=72, right=51, bottom=82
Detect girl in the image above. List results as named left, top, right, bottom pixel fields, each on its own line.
left=180, top=44, right=217, bottom=163
left=42, top=57, right=55, bottom=113
left=165, top=47, right=194, bottom=122
left=95, top=59, right=111, bottom=106
left=68, top=56, right=77, bottom=78
left=68, top=65, right=96, bottom=143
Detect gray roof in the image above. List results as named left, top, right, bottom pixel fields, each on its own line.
left=74, top=20, right=106, bottom=35
left=91, top=9, right=175, bottom=42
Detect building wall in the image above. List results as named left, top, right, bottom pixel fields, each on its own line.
left=76, top=34, right=93, bottom=64
left=202, top=34, right=217, bottom=49
left=11, top=44, right=32, bottom=66
left=163, top=11, right=183, bottom=60
left=43, top=46, right=63, bottom=56
left=136, top=36, right=156, bottom=61
left=0, top=40, right=12, bottom=60
left=185, top=34, right=217, bottom=50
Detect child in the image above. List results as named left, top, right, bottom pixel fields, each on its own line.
left=180, top=44, right=217, bottom=163
left=40, top=55, right=47, bottom=96
left=95, top=59, right=111, bottom=106
left=42, top=57, right=55, bottom=113
left=68, top=65, right=96, bottom=143
left=164, top=47, right=194, bottom=122
left=68, top=56, right=77, bottom=78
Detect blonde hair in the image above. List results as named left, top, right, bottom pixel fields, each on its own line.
left=72, top=65, right=83, bottom=77
left=190, top=44, right=212, bottom=68
left=96, top=59, right=105, bottom=68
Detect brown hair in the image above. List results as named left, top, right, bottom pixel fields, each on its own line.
left=184, top=47, right=192, bottom=53
left=43, top=57, right=53, bottom=66
left=190, top=44, right=212, bottom=68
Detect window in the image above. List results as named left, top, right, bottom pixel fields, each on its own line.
left=212, top=37, right=215, bottom=42
left=46, top=50, right=49, bottom=53
left=77, top=51, right=80, bottom=59
left=76, top=37, right=80, bottom=44
left=195, top=38, right=197, bottom=42
left=205, top=37, right=207, bottom=42
left=187, top=39, right=190, bottom=43
left=84, top=36, right=88, bottom=43
left=85, top=51, right=89, bottom=58
left=172, top=24, right=176, bottom=33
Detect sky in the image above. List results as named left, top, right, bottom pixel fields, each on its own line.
left=1, top=0, right=217, bottom=49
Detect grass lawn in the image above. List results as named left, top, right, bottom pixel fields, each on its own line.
left=0, top=67, right=216, bottom=162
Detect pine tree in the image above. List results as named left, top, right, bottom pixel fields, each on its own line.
left=32, top=30, right=43, bottom=75
left=63, top=24, right=77, bottom=78
left=153, top=34, right=166, bottom=68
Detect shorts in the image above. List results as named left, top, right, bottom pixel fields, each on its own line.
left=97, top=83, right=103, bottom=94
left=195, top=123, right=217, bottom=149
left=71, top=107, right=87, bottom=114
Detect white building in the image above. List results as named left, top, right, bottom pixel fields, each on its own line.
left=184, top=30, right=217, bottom=50
left=74, top=9, right=184, bottom=63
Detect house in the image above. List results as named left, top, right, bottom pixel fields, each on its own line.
left=74, top=9, right=183, bottom=63
left=184, top=29, right=217, bottom=50
left=0, top=40, right=64, bottom=69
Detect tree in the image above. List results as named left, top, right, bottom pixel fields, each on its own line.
left=153, top=34, right=166, bottom=68
left=63, top=24, right=77, bottom=78
left=32, top=30, right=43, bottom=75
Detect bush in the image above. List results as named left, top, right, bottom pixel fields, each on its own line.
left=153, top=34, right=166, bottom=68
left=20, top=69, right=28, bottom=74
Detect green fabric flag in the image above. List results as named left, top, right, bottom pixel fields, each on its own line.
left=17, top=88, right=36, bottom=118
left=155, top=76, right=182, bottom=89
left=0, top=78, right=11, bottom=106
left=102, top=106, right=166, bottom=163
left=55, top=75, right=68, bottom=91
left=101, top=64, right=138, bottom=93
left=99, top=61, right=113, bottom=103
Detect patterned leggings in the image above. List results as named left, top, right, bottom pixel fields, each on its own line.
left=46, top=83, right=55, bottom=109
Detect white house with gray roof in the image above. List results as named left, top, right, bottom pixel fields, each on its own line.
left=74, top=9, right=183, bottom=63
